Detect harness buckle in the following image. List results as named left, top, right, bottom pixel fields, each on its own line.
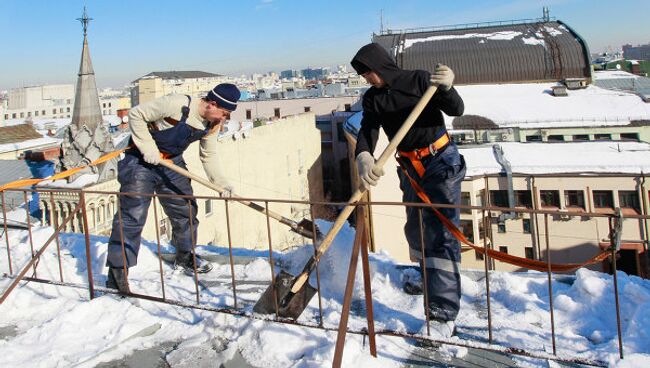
left=428, top=143, right=438, bottom=157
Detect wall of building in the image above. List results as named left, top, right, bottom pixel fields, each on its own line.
left=134, top=76, right=230, bottom=105
left=232, top=96, right=360, bottom=122
left=352, top=131, right=649, bottom=275
left=2, top=85, right=75, bottom=122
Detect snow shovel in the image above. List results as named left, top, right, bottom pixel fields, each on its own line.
left=253, top=85, right=439, bottom=319
left=158, top=159, right=320, bottom=240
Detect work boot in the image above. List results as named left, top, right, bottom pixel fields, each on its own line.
left=417, top=319, right=457, bottom=348
left=174, top=251, right=213, bottom=275
left=106, top=267, right=130, bottom=293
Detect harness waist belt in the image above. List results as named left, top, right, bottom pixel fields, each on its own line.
left=397, top=133, right=450, bottom=177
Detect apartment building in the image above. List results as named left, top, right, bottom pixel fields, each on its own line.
left=1, top=84, right=75, bottom=122
left=130, top=71, right=230, bottom=105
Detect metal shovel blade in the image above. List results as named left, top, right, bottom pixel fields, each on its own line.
left=253, top=270, right=317, bottom=320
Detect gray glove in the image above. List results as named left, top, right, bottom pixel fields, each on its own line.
left=356, top=151, right=384, bottom=190
left=141, top=147, right=162, bottom=165
left=430, top=64, right=454, bottom=91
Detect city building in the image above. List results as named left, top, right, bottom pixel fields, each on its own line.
left=1, top=84, right=75, bottom=122
left=623, top=43, right=650, bottom=61
left=130, top=70, right=229, bottom=105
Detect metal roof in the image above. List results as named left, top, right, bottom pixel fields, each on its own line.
left=0, top=160, right=32, bottom=210
left=372, top=20, right=591, bottom=85
left=0, top=124, right=43, bottom=145
left=139, top=71, right=223, bottom=80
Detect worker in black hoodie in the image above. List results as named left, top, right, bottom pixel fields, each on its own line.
left=351, top=43, right=466, bottom=338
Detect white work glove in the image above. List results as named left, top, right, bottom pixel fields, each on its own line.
left=220, top=185, right=235, bottom=198
left=141, top=147, right=162, bottom=165
left=356, top=151, right=384, bottom=190
left=430, top=64, right=454, bottom=91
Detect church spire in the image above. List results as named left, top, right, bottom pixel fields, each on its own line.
left=71, top=6, right=102, bottom=132
left=60, top=7, right=117, bottom=184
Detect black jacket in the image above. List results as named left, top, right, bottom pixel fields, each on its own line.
left=351, top=43, right=464, bottom=156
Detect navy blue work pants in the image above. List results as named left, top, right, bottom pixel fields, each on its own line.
left=106, top=153, right=199, bottom=268
left=398, top=143, right=466, bottom=321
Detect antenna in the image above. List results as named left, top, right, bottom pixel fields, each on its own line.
left=542, top=6, right=550, bottom=22
left=380, top=9, right=384, bottom=34
left=76, top=6, right=93, bottom=36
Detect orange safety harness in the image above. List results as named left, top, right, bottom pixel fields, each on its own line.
left=395, top=150, right=610, bottom=273
left=0, top=148, right=127, bottom=192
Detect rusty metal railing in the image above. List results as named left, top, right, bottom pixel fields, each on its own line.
left=2, top=186, right=647, bottom=367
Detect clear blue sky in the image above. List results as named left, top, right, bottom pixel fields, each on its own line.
left=1, top=0, right=648, bottom=90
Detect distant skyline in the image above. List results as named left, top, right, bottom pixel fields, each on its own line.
left=1, top=0, right=649, bottom=90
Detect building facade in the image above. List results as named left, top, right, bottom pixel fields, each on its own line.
left=131, top=71, right=229, bottom=105
left=1, top=84, right=75, bottom=122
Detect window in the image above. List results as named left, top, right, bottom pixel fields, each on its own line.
left=593, top=190, right=613, bottom=209
left=246, top=109, right=252, bottom=120
left=620, top=133, right=639, bottom=141
left=35, top=111, right=39, bottom=117
left=59, top=108, right=64, bottom=113
left=514, top=190, right=532, bottom=208
left=572, top=134, right=589, bottom=141
left=27, top=112, right=31, bottom=117
left=344, top=103, right=351, bottom=112
left=42, top=110, right=46, bottom=115
left=475, top=250, right=484, bottom=261
left=564, top=190, right=585, bottom=209
left=3, top=114, right=7, bottom=120
left=522, top=219, right=531, bottom=234
left=67, top=99, right=71, bottom=104
left=461, top=192, right=471, bottom=214
left=159, top=219, right=167, bottom=236
left=274, top=108, right=281, bottom=118
left=594, top=133, right=611, bottom=140
left=66, top=107, right=70, bottom=112
left=304, top=106, right=311, bottom=112
left=52, top=109, right=56, bottom=114
left=498, top=223, right=506, bottom=233
left=12, top=113, right=16, bottom=118
left=547, top=134, right=564, bottom=142
left=20, top=112, right=24, bottom=118
left=102, top=103, right=106, bottom=108
left=460, top=220, right=474, bottom=243
left=108, top=102, right=112, bottom=107
left=499, top=246, right=508, bottom=254
left=540, top=190, right=560, bottom=208
left=618, top=191, right=640, bottom=213
left=490, top=190, right=509, bottom=207
left=526, top=135, right=542, bottom=142
left=205, top=199, right=213, bottom=215
left=525, top=247, right=535, bottom=259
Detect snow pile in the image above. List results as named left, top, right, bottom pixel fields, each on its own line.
left=0, top=218, right=649, bottom=367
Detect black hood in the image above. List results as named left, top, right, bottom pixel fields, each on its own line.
left=351, top=43, right=402, bottom=87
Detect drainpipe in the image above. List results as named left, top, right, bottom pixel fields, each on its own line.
left=529, top=176, right=540, bottom=260
left=492, top=145, right=516, bottom=223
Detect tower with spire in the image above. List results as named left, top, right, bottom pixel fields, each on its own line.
left=59, top=7, right=117, bottom=183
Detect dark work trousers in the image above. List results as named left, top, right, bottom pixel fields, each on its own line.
left=398, top=142, right=466, bottom=321
left=106, top=153, right=199, bottom=268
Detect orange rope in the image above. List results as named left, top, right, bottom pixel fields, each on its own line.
left=396, top=155, right=610, bottom=273
left=0, top=148, right=127, bottom=192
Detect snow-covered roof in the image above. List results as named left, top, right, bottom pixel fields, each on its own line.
left=0, top=136, right=61, bottom=154
left=460, top=141, right=650, bottom=177
left=450, top=83, right=650, bottom=129
left=217, top=120, right=254, bottom=141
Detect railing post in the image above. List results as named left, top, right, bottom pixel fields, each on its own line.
left=610, top=211, right=624, bottom=359
left=1, top=191, right=13, bottom=275
left=544, top=214, right=557, bottom=355
left=79, top=191, right=95, bottom=300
